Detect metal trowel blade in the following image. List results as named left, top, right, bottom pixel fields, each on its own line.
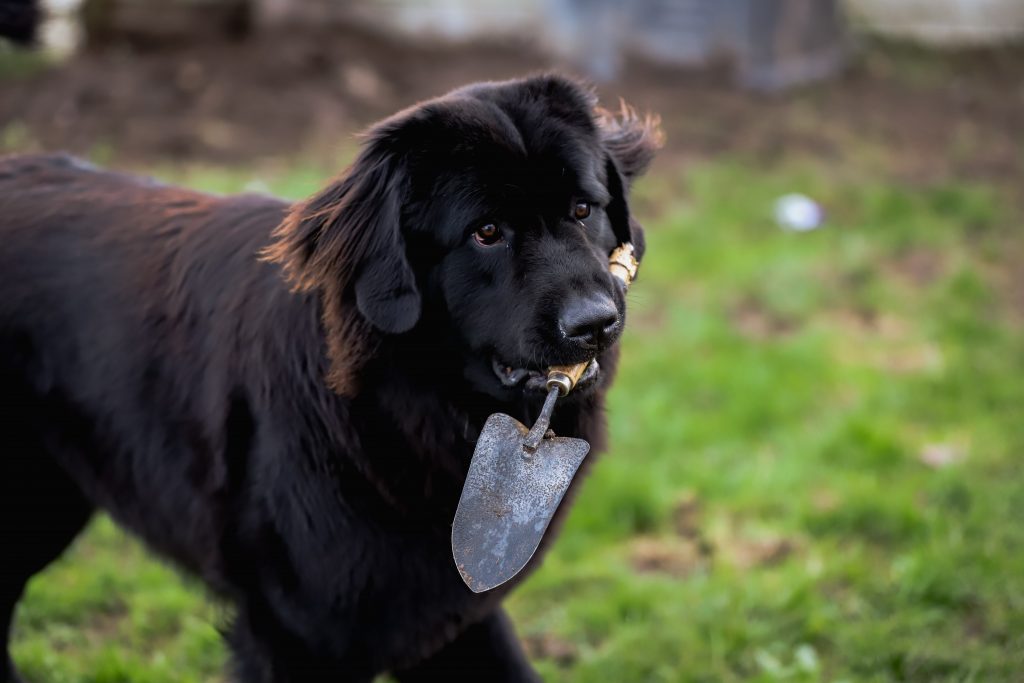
left=452, top=412, right=590, bottom=593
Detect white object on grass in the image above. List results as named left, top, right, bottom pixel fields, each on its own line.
left=774, top=194, right=824, bottom=232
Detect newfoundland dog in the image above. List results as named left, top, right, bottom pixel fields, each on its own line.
left=0, top=74, right=660, bottom=682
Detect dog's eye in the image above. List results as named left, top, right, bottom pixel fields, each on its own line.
left=474, top=223, right=503, bottom=246
left=573, top=201, right=592, bottom=221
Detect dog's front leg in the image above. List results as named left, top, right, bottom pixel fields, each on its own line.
left=393, top=608, right=541, bottom=683
left=227, top=605, right=374, bottom=683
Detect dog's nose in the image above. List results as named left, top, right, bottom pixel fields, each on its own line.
left=560, top=293, right=620, bottom=349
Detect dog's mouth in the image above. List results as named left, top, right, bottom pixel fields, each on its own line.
left=491, top=356, right=600, bottom=394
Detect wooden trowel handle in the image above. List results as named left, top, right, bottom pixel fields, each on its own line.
left=608, top=243, right=639, bottom=287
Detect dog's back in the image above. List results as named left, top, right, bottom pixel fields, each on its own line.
left=0, top=152, right=299, bottom=389
left=0, top=153, right=300, bottom=578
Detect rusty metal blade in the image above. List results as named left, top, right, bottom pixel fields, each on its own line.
left=452, top=412, right=590, bottom=593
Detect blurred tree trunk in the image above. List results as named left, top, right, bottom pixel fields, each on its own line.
left=81, top=0, right=250, bottom=48
left=251, top=0, right=355, bottom=31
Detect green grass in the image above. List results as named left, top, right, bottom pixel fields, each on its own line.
left=10, top=153, right=1024, bottom=682
left=0, top=43, right=53, bottom=82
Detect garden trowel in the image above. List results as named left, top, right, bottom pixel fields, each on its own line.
left=452, top=243, right=639, bottom=593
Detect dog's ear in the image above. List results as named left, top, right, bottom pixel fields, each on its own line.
left=598, top=103, right=662, bottom=261
left=265, top=141, right=420, bottom=334
left=603, top=155, right=644, bottom=260
left=596, top=102, right=663, bottom=183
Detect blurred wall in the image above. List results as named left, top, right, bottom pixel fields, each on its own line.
left=846, top=0, right=1024, bottom=46
left=255, top=0, right=544, bottom=39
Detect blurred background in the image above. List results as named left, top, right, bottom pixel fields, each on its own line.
left=2, top=0, right=1023, bottom=681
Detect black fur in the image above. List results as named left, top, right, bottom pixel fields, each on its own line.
left=0, top=0, right=40, bottom=45
left=0, top=75, right=660, bottom=682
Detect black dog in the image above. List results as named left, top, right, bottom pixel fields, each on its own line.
left=0, top=75, right=660, bottom=682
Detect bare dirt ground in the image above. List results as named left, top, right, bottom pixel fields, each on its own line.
left=1, top=25, right=1022, bottom=188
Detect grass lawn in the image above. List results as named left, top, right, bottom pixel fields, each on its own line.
left=8, top=148, right=1024, bottom=682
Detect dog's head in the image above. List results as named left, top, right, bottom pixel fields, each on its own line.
left=267, top=75, right=661, bottom=400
